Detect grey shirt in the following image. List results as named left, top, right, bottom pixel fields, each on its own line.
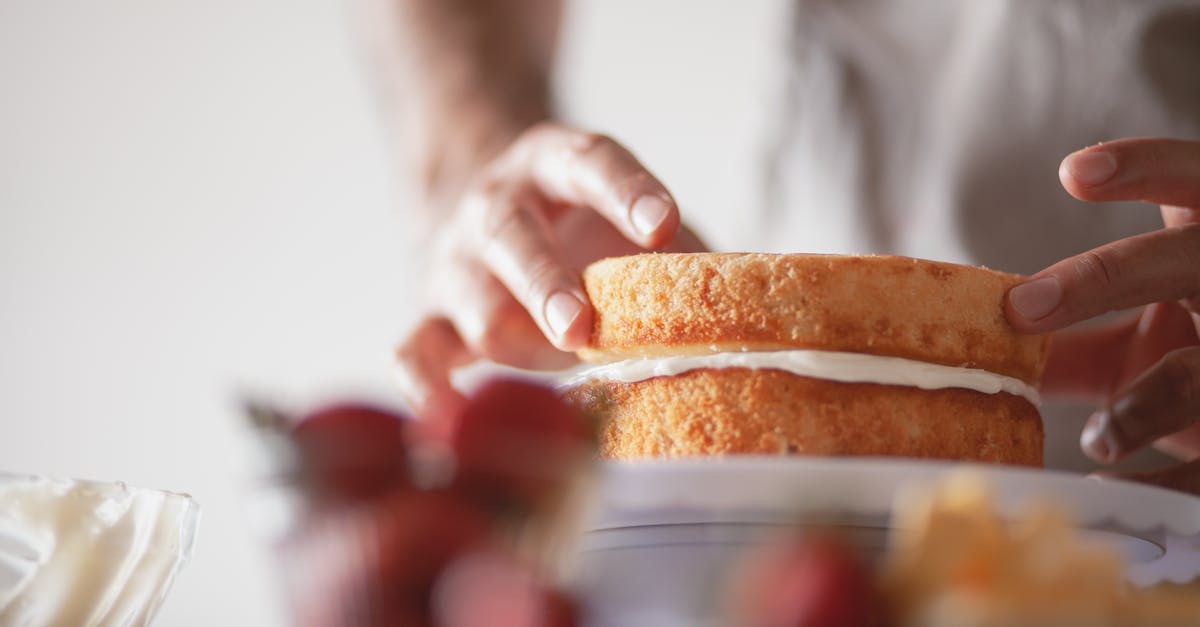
left=761, top=0, right=1200, bottom=470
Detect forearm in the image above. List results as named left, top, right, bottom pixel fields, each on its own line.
left=355, top=0, right=561, bottom=221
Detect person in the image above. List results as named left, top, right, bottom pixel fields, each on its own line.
left=363, top=0, right=1200, bottom=493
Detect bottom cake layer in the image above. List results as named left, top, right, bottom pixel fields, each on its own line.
left=563, top=368, right=1043, bottom=466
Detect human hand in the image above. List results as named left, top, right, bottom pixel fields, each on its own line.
left=395, top=123, right=706, bottom=419
left=1005, top=138, right=1200, bottom=493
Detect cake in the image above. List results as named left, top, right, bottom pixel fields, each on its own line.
left=561, top=253, right=1049, bottom=465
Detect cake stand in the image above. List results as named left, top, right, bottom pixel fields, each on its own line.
left=568, top=457, right=1200, bottom=627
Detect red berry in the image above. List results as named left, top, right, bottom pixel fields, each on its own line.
left=292, top=403, right=413, bottom=505
left=368, top=491, right=494, bottom=623
left=431, top=550, right=579, bottom=627
left=733, top=534, right=885, bottom=627
left=283, top=490, right=492, bottom=627
left=447, top=379, right=592, bottom=512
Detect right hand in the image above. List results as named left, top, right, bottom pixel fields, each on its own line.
left=395, top=123, right=706, bottom=419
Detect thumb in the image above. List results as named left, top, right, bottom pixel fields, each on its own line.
left=1080, top=347, right=1200, bottom=463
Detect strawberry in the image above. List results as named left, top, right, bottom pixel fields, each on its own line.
left=443, top=379, right=592, bottom=512
left=292, top=403, right=413, bottom=505
left=733, top=533, right=887, bottom=627
left=432, top=550, right=579, bottom=627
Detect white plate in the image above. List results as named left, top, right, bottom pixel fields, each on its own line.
left=569, top=457, right=1200, bottom=626
left=582, top=457, right=1200, bottom=585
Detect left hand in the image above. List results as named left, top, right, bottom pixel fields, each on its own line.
left=1005, top=137, right=1200, bottom=494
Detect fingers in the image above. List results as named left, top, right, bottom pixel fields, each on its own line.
left=1005, top=223, right=1200, bottom=332
left=448, top=285, right=572, bottom=370
left=662, top=223, right=709, bottom=253
left=1041, top=303, right=1200, bottom=402
left=511, top=123, right=681, bottom=249
left=1079, top=347, right=1200, bottom=463
left=1042, top=137, right=1200, bottom=478
left=1059, top=138, right=1200, bottom=208
left=397, top=124, right=687, bottom=407
left=431, top=257, right=576, bottom=368
left=1015, top=137, right=1200, bottom=332
left=1093, top=458, right=1200, bottom=497
left=464, top=185, right=593, bottom=351
left=1155, top=423, right=1200, bottom=461
left=552, top=210, right=708, bottom=268
left=396, top=261, right=574, bottom=419
left=1161, top=205, right=1200, bottom=229
left=395, top=317, right=472, bottom=420
left=458, top=124, right=682, bottom=350
left=1039, top=315, right=1139, bottom=402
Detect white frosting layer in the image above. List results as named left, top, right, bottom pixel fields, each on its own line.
left=559, top=349, right=1040, bottom=405
left=0, top=475, right=199, bottom=626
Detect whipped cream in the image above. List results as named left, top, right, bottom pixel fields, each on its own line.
left=559, top=349, right=1040, bottom=405
left=0, top=475, right=199, bottom=626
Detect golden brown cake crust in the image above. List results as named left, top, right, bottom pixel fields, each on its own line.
left=565, top=369, right=1044, bottom=466
left=579, top=253, right=1047, bottom=384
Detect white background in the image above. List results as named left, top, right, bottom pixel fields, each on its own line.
left=0, top=1, right=787, bottom=624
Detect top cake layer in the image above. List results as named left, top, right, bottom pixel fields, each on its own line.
left=578, top=253, right=1048, bottom=384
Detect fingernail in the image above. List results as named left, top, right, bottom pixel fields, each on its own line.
left=630, top=196, right=671, bottom=237
left=544, top=291, right=584, bottom=340
left=1063, top=151, right=1117, bottom=186
left=1009, top=276, right=1062, bottom=321
left=1080, top=412, right=1113, bottom=463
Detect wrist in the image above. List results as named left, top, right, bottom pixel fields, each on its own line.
left=396, top=105, right=551, bottom=249
left=424, top=107, right=546, bottom=201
